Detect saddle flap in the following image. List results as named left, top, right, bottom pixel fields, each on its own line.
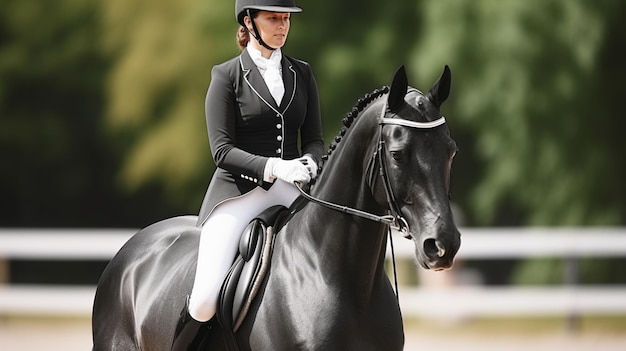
left=232, top=221, right=266, bottom=321
left=217, top=257, right=244, bottom=329
left=216, top=205, right=288, bottom=334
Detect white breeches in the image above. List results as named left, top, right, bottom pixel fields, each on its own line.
left=188, top=179, right=301, bottom=322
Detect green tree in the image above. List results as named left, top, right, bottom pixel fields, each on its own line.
left=100, top=0, right=234, bottom=212
left=0, top=0, right=113, bottom=226
left=413, top=0, right=626, bottom=226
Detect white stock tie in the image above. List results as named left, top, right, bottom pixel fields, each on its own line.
left=264, top=60, right=284, bottom=105
left=248, top=45, right=284, bottom=106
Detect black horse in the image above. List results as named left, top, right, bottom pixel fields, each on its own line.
left=92, top=66, right=460, bottom=350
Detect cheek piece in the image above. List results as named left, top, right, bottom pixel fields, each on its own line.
left=247, top=9, right=278, bottom=51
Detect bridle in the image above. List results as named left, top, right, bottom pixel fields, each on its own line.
left=296, top=94, right=446, bottom=239
left=295, top=93, right=446, bottom=299
left=376, top=96, right=446, bottom=238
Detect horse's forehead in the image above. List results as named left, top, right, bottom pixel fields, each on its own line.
left=401, top=89, right=441, bottom=121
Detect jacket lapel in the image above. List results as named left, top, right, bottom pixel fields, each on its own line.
left=240, top=49, right=279, bottom=111
left=279, top=57, right=296, bottom=113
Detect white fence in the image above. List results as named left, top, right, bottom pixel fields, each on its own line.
left=1, top=228, right=626, bottom=319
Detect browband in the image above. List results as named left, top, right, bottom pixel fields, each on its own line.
left=379, top=116, right=446, bottom=129
left=378, top=96, right=446, bottom=129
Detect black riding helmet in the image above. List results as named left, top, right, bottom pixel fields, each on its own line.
left=235, top=0, right=302, bottom=51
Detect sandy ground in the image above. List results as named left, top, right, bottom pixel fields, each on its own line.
left=1, top=317, right=625, bottom=351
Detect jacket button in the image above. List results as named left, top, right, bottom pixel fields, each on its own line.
left=276, top=124, right=282, bottom=129
left=276, top=148, right=282, bottom=154
left=276, top=135, right=282, bottom=141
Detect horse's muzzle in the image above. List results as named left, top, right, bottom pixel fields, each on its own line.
left=417, top=231, right=460, bottom=270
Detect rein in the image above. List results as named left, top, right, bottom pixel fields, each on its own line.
left=295, top=182, right=395, bottom=225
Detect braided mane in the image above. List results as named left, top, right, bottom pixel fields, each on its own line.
left=311, top=86, right=389, bottom=185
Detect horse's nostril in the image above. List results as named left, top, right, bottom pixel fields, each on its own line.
left=423, top=238, right=445, bottom=258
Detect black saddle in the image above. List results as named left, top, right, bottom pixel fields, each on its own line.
left=215, top=205, right=289, bottom=348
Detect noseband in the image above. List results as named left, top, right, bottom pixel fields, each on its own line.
left=296, top=94, right=446, bottom=239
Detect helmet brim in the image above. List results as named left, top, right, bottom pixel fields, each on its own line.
left=237, top=6, right=302, bottom=26
left=246, top=5, right=302, bottom=13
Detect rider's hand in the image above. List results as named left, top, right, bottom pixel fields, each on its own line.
left=297, top=154, right=318, bottom=179
left=265, top=158, right=311, bottom=184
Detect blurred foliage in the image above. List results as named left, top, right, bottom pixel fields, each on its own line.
left=100, top=0, right=223, bottom=212
left=1, top=1, right=626, bottom=281
left=0, top=0, right=114, bottom=226
left=416, top=0, right=626, bottom=226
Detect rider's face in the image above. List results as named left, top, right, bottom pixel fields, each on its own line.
left=246, top=11, right=291, bottom=55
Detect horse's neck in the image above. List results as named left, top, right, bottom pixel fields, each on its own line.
left=314, top=106, right=381, bottom=208
left=289, top=204, right=388, bottom=305
left=292, top=108, right=390, bottom=300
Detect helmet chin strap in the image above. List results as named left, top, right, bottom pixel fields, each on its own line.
left=247, top=9, right=277, bottom=51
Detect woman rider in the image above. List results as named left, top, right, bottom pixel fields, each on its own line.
left=171, top=0, right=324, bottom=348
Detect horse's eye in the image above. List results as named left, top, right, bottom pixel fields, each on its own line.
left=390, top=151, right=403, bottom=162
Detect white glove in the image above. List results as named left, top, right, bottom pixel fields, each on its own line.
left=264, top=158, right=311, bottom=184
left=297, top=155, right=318, bottom=179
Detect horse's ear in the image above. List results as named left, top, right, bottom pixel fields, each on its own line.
left=426, top=65, right=451, bottom=109
left=388, top=66, right=408, bottom=112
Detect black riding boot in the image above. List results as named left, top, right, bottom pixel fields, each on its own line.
left=171, top=297, right=211, bottom=351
